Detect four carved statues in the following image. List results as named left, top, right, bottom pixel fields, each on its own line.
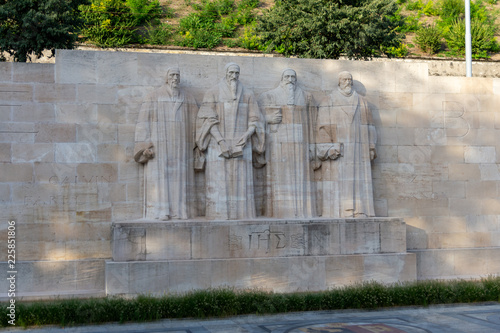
left=135, top=65, right=377, bottom=220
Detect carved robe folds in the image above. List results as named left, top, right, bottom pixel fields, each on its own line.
left=196, top=80, right=265, bottom=220
left=318, top=90, right=377, bottom=218
left=259, top=86, right=317, bottom=218
left=134, top=86, right=198, bottom=220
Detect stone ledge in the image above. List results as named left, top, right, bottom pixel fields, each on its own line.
left=106, top=253, right=416, bottom=296
left=0, top=259, right=106, bottom=301
left=410, top=247, right=500, bottom=280
left=112, top=218, right=407, bottom=261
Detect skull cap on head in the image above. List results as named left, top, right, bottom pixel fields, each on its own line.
left=224, top=62, right=240, bottom=73
left=338, top=71, right=352, bottom=83
left=166, top=67, right=180, bottom=82
left=281, top=68, right=297, bottom=80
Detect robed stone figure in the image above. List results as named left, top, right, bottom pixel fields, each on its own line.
left=196, top=63, right=265, bottom=220
left=317, top=71, right=377, bottom=218
left=258, top=69, right=317, bottom=218
left=134, top=68, right=198, bottom=220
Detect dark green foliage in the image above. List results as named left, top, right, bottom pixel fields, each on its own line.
left=436, top=0, right=464, bottom=25
left=79, top=0, right=164, bottom=47
left=146, top=23, right=174, bottom=45
left=390, top=11, right=421, bottom=33
left=79, top=0, right=137, bottom=47
left=437, top=0, right=496, bottom=27
left=177, top=0, right=260, bottom=49
left=0, top=0, right=88, bottom=62
left=3, top=277, right=500, bottom=328
left=415, top=24, right=442, bottom=53
left=238, top=23, right=267, bottom=50
left=126, top=0, right=163, bottom=25
left=382, top=42, right=409, bottom=57
left=256, top=0, right=403, bottom=59
left=177, top=0, right=235, bottom=48
left=446, top=18, right=499, bottom=58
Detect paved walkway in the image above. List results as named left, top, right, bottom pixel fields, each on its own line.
left=4, top=303, right=500, bottom=333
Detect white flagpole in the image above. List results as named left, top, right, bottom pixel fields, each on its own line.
left=465, top=0, right=472, bottom=77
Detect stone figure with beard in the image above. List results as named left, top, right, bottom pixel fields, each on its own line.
left=196, top=63, right=265, bottom=220
left=258, top=68, right=317, bottom=218
left=317, top=71, right=377, bottom=218
left=134, top=67, right=198, bottom=220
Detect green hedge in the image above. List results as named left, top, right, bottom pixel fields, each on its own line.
left=2, top=277, right=500, bottom=328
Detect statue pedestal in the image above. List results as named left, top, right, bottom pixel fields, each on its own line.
left=106, top=218, right=416, bottom=296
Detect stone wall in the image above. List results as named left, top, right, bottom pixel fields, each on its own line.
left=1, top=50, right=500, bottom=298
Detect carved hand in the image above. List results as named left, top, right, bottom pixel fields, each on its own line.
left=218, top=140, right=232, bottom=158
left=143, top=148, right=155, bottom=160
left=328, top=147, right=341, bottom=160
left=267, top=112, right=282, bottom=124
left=236, top=127, right=255, bottom=147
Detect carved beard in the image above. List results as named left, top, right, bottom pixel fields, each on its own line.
left=281, top=81, right=295, bottom=105
left=229, top=79, right=238, bottom=100
left=339, top=84, right=353, bottom=96
left=168, top=80, right=180, bottom=99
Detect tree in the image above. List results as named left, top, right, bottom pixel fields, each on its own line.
left=256, top=0, right=403, bottom=59
left=0, top=0, right=87, bottom=62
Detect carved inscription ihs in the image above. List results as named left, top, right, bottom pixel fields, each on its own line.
left=249, top=229, right=286, bottom=252
left=229, top=229, right=305, bottom=253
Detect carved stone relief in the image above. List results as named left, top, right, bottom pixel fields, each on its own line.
left=258, top=69, right=317, bottom=218
left=134, top=66, right=377, bottom=220
left=134, top=67, right=198, bottom=220
left=317, top=71, right=377, bottom=218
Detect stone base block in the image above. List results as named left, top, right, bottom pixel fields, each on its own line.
left=411, top=247, right=500, bottom=280
left=106, top=253, right=416, bottom=296
left=112, top=218, right=407, bottom=261
left=0, top=260, right=106, bottom=301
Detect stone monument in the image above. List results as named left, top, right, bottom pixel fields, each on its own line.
left=108, top=63, right=413, bottom=296
left=134, top=67, right=198, bottom=220
left=258, top=69, right=317, bottom=218
left=317, top=71, right=377, bottom=218
left=8, top=51, right=469, bottom=300
left=196, top=62, right=265, bottom=220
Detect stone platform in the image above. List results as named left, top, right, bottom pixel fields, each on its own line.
left=107, top=218, right=416, bottom=296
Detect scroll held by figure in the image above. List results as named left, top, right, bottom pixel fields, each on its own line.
left=317, top=71, right=377, bottom=218
left=134, top=67, right=198, bottom=220
left=258, top=69, right=317, bottom=218
left=196, top=63, right=265, bottom=220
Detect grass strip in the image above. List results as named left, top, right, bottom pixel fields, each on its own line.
left=2, top=277, right=500, bottom=328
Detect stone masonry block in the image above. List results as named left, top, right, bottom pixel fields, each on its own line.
left=35, top=123, right=76, bottom=143
left=430, top=146, right=464, bottom=164
left=55, top=143, right=95, bottom=163
left=460, top=77, right=493, bottom=95
left=13, top=103, right=55, bottom=122
left=448, top=164, right=480, bottom=181
left=77, top=124, right=118, bottom=144
left=56, top=104, right=97, bottom=124
left=466, top=181, right=497, bottom=198
left=0, top=84, right=33, bottom=103
left=13, top=63, right=54, bottom=83
left=97, top=144, right=127, bottom=162
left=0, top=143, right=11, bottom=162
left=77, top=84, right=118, bottom=104
left=11, top=143, right=54, bottom=163
left=479, top=164, right=500, bottom=180
left=96, top=52, right=138, bottom=85
left=34, top=84, right=76, bottom=103
left=0, top=163, right=33, bottom=182
left=464, top=146, right=496, bottom=163
left=56, top=49, right=97, bottom=84
left=76, top=163, right=118, bottom=183
left=0, top=62, right=12, bottom=82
